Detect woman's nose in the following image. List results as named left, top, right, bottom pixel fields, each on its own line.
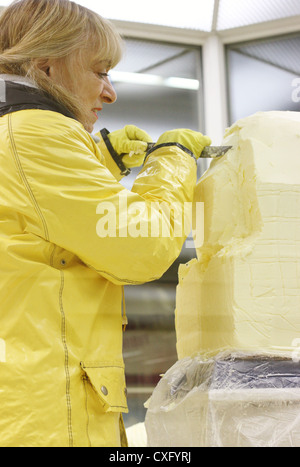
left=101, top=79, right=117, bottom=104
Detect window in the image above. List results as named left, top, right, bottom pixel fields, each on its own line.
left=226, top=34, right=300, bottom=124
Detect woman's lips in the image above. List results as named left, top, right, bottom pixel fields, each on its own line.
left=92, top=108, right=102, bottom=120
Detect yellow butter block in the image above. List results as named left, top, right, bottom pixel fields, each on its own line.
left=175, top=111, right=300, bottom=359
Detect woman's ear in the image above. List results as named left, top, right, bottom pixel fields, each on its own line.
left=32, top=57, right=69, bottom=88
left=34, top=58, right=55, bottom=77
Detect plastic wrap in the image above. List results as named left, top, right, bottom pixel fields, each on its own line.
left=145, top=352, right=300, bottom=447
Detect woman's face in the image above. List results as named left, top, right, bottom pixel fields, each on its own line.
left=47, top=52, right=117, bottom=132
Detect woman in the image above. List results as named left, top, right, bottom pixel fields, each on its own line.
left=0, top=0, right=211, bottom=447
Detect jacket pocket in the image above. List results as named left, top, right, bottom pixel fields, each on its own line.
left=80, top=362, right=128, bottom=413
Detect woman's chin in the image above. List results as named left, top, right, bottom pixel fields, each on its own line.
left=84, top=121, right=94, bottom=134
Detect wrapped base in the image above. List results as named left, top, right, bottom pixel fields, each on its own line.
left=145, top=352, right=300, bottom=447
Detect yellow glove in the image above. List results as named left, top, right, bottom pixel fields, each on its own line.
left=108, top=125, right=152, bottom=168
left=155, top=129, right=211, bottom=159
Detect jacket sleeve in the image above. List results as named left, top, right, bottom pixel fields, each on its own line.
left=9, top=111, right=197, bottom=285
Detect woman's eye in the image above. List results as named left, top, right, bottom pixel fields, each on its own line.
left=98, top=72, right=109, bottom=80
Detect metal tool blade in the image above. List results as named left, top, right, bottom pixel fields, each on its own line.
left=147, top=143, right=232, bottom=158
left=200, top=146, right=232, bottom=158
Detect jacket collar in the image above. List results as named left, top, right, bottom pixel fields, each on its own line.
left=0, top=76, right=76, bottom=121
left=0, top=74, right=38, bottom=88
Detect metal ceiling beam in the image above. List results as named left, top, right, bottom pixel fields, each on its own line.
left=218, top=15, right=300, bottom=44
left=111, top=19, right=209, bottom=46
left=211, top=0, right=220, bottom=32
left=112, top=15, right=300, bottom=46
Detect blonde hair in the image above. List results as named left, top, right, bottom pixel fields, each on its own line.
left=0, top=0, right=123, bottom=127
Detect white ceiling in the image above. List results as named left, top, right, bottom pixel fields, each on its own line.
left=75, top=0, right=300, bottom=31
left=217, top=0, right=300, bottom=30
left=75, top=0, right=216, bottom=31
left=1, top=0, right=300, bottom=32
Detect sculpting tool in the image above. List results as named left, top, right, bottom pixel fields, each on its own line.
left=147, top=143, right=232, bottom=158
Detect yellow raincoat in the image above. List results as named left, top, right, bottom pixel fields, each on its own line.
left=0, top=91, right=196, bottom=446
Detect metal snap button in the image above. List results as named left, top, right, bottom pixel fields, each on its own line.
left=61, top=259, right=66, bottom=266
left=101, top=385, right=108, bottom=396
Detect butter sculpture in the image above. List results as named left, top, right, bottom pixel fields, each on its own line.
left=175, top=111, right=300, bottom=360
left=145, top=112, right=300, bottom=447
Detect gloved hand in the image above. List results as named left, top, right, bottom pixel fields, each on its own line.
left=155, top=129, right=211, bottom=159
left=108, top=125, right=152, bottom=168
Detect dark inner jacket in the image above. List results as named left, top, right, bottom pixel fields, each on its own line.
left=0, top=80, right=76, bottom=120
